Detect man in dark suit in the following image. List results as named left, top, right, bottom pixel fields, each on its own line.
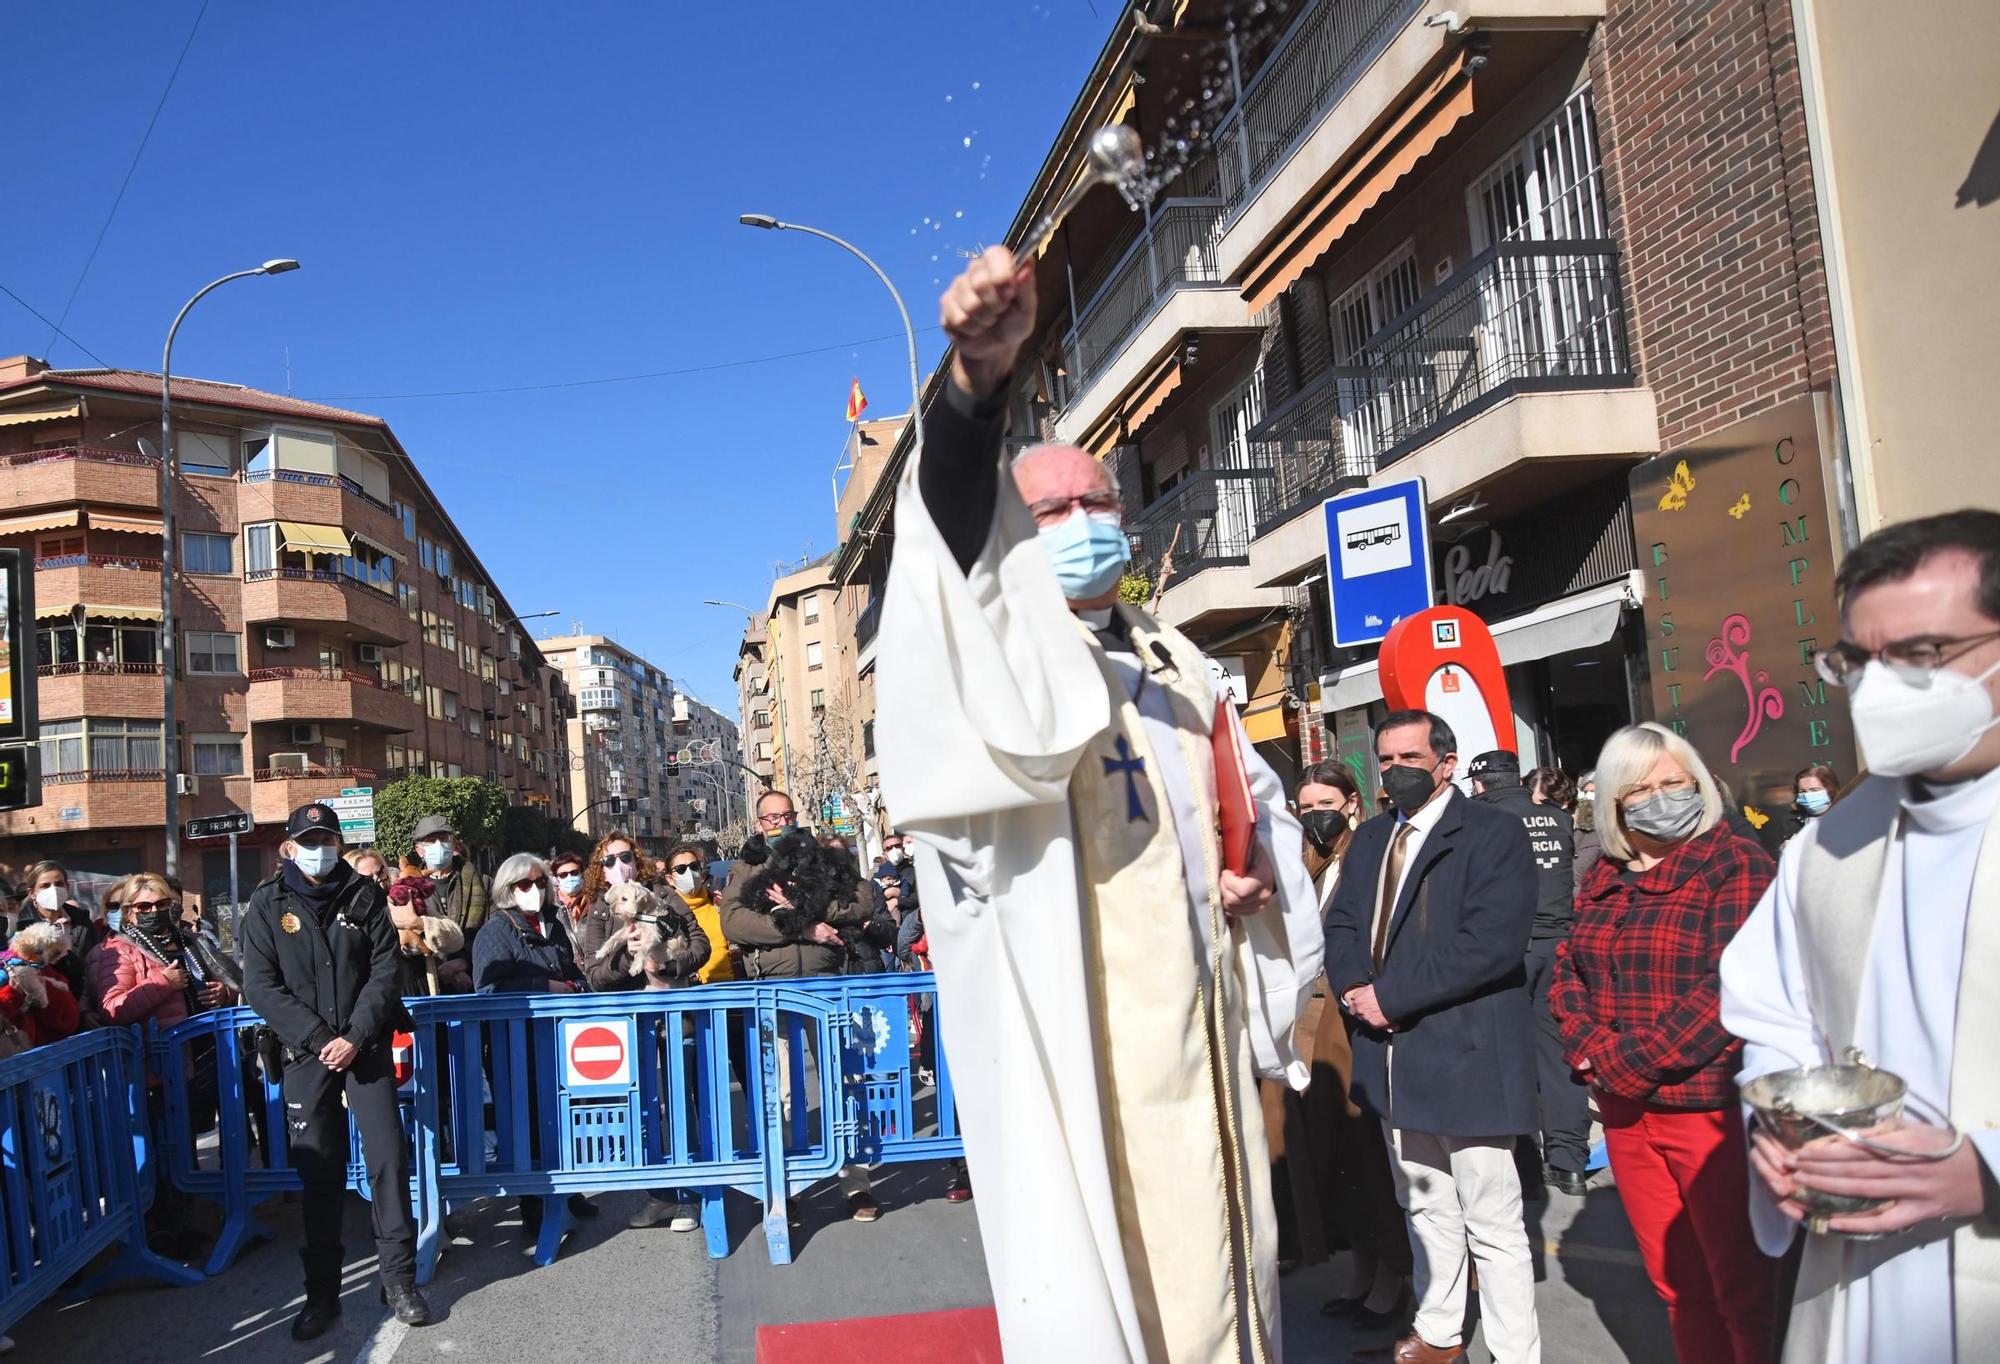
left=1328, top=711, right=1541, bottom=1364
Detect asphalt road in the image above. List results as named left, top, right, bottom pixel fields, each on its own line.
left=9, top=1162, right=1670, bottom=1363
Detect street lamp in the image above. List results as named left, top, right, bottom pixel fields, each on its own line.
left=159, top=259, right=300, bottom=881
left=500, top=610, right=559, bottom=627
left=735, top=215, right=923, bottom=473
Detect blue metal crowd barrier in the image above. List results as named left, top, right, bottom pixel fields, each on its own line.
left=147, top=973, right=963, bottom=1283
left=0, top=1028, right=202, bottom=1337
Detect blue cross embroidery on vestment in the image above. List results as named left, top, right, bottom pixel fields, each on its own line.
left=1103, top=736, right=1149, bottom=823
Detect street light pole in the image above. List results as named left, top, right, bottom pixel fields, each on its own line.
left=736, top=215, right=924, bottom=473
left=159, top=259, right=300, bottom=882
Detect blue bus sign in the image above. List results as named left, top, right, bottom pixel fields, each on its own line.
left=1322, top=477, right=1434, bottom=647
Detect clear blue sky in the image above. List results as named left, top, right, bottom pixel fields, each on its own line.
left=4, top=1, right=1112, bottom=713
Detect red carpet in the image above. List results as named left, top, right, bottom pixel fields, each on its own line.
left=755, top=1305, right=1003, bottom=1363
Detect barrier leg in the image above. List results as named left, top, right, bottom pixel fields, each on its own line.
left=412, top=1026, right=446, bottom=1288
left=701, top=1186, right=728, bottom=1260
left=533, top=1197, right=575, bottom=1268
left=201, top=1049, right=275, bottom=1277
left=757, top=998, right=793, bottom=1265
left=69, top=1228, right=206, bottom=1297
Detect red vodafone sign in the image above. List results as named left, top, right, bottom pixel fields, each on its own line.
left=561, top=1017, right=634, bottom=1089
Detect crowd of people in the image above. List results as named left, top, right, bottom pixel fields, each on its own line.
left=0, top=785, right=963, bottom=1341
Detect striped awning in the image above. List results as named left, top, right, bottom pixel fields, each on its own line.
left=83, top=603, right=163, bottom=621
left=351, top=532, right=407, bottom=565
left=1241, top=56, right=1476, bottom=314
left=0, top=508, right=81, bottom=536
left=35, top=603, right=72, bottom=620
left=87, top=511, right=163, bottom=536
left=277, top=521, right=352, bottom=558
left=0, top=402, right=82, bottom=427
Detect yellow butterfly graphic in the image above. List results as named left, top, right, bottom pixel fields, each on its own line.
left=1728, top=493, right=1751, bottom=520
left=1658, top=460, right=1696, bottom=512
left=1742, top=805, right=1771, bottom=830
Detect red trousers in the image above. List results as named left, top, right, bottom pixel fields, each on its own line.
left=1596, top=1092, right=1775, bottom=1364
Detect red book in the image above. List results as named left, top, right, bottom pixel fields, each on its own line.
left=1213, top=698, right=1257, bottom=875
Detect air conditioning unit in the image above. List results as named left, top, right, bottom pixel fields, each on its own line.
left=270, top=752, right=310, bottom=772
left=174, top=774, right=198, bottom=796
left=263, top=626, right=296, bottom=649
left=355, top=643, right=384, bottom=664
left=289, top=723, right=322, bottom=744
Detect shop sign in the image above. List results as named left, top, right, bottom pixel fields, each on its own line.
left=1431, top=476, right=1634, bottom=623
left=1440, top=532, right=1515, bottom=606
left=1629, top=394, right=1857, bottom=821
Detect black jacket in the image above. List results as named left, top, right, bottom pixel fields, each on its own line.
left=472, top=908, right=582, bottom=993
left=1473, top=783, right=1576, bottom=939
left=241, top=865, right=405, bottom=1057
left=1325, top=789, right=1539, bottom=1137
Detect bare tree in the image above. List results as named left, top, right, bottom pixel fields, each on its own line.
left=789, top=696, right=864, bottom=836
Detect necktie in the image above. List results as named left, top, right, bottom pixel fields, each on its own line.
left=1373, top=822, right=1415, bottom=970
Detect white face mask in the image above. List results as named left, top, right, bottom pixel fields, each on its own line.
left=292, top=844, right=339, bottom=879
left=34, top=886, right=62, bottom=913
left=885, top=847, right=906, bottom=866
left=672, top=869, right=699, bottom=895
left=1849, top=656, right=2000, bottom=778
left=515, top=885, right=545, bottom=915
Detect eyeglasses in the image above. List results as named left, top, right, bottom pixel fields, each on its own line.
left=1814, top=629, right=2000, bottom=688
left=126, top=899, right=178, bottom=913
left=669, top=861, right=702, bottom=874
left=1619, top=777, right=1696, bottom=803
left=1026, top=491, right=1122, bottom=528
left=510, top=878, right=549, bottom=894
left=600, top=850, right=637, bottom=868
left=757, top=811, right=797, bottom=827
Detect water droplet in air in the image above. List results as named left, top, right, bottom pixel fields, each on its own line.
left=963, top=136, right=973, bottom=148
left=954, top=210, right=964, bottom=218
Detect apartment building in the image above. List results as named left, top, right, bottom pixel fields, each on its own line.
left=733, top=615, right=775, bottom=817
left=757, top=553, right=864, bottom=835
left=540, top=633, right=740, bottom=852
left=0, top=356, right=571, bottom=900
left=841, top=0, right=1894, bottom=819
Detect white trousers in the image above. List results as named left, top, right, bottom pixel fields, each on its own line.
left=1386, top=1124, right=1541, bottom=1364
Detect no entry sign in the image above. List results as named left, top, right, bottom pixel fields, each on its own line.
left=561, top=1018, right=634, bottom=1090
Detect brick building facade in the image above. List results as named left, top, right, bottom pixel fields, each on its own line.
left=0, top=357, right=573, bottom=901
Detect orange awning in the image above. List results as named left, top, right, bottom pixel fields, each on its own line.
left=1242, top=57, right=1476, bottom=314
left=1123, top=354, right=1185, bottom=435
left=0, top=507, right=81, bottom=536
left=86, top=511, right=163, bottom=536
left=1243, top=698, right=1291, bottom=745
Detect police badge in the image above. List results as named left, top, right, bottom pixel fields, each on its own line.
left=280, top=912, right=301, bottom=934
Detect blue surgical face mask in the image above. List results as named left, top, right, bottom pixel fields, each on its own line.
left=105, top=909, right=125, bottom=933
left=556, top=872, right=584, bottom=896
left=421, top=839, right=453, bottom=871
left=1037, top=508, right=1130, bottom=602
left=292, top=844, right=339, bottom=878
left=1797, top=788, right=1831, bottom=815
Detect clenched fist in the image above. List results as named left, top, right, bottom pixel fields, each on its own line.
left=942, top=245, right=1037, bottom=398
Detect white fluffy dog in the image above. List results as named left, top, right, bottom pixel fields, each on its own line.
left=597, top=882, right=690, bottom=988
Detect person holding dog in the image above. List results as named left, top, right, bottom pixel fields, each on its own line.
left=722, top=791, right=889, bottom=1221
left=571, top=831, right=707, bottom=992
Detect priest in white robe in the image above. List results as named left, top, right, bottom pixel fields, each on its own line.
left=1719, top=510, right=2000, bottom=1364
left=876, top=246, right=1322, bottom=1363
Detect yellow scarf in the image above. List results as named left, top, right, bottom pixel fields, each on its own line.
left=682, top=889, right=736, bottom=983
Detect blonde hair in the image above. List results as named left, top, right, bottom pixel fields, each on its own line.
left=1592, top=722, right=1725, bottom=862
left=122, top=873, right=175, bottom=905
left=101, top=874, right=136, bottom=911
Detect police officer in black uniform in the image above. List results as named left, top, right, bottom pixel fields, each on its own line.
left=241, top=803, right=432, bottom=1338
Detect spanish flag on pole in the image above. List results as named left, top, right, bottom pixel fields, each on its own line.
left=845, top=377, right=868, bottom=423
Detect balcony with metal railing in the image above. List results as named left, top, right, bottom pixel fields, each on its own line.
left=1245, top=240, right=1655, bottom=583
left=1214, top=0, right=1420, bottom=215
left=1052, top=182, right=1260, bottom=444
left=1128, top=469, right=1277, bottom=578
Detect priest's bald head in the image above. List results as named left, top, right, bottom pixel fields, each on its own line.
left=1014, top=444, right=1131, bottom=611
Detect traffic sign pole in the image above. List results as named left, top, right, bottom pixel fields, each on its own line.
left=227, top=830, right=242, bottom=959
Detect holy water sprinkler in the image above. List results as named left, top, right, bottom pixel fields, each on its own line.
left=1014, top=123, right=1147, bottom=262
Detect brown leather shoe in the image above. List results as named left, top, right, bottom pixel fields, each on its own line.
left=1350, top=1333, right=1467, bottom=1364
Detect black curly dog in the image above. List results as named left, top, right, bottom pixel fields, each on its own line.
left=736, top=830, right=862, bottom=941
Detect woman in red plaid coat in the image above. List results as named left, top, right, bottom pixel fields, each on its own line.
left=1550, top=722, right=1778, bottom=1364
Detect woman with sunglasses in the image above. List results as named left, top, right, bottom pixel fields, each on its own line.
left=572, top=832, right=707, bottom=994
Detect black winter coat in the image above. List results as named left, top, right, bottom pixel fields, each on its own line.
left=241, top=865, right=405, bottom=1057
left=472, top=908, right=582, bottom=993
left=1325, top=789, right=1539, bottom=1138
left=1472, top=784, right=1576, bottom=939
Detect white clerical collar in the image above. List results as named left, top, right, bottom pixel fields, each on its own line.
left=1905, top=762, right=2000, bottom=834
